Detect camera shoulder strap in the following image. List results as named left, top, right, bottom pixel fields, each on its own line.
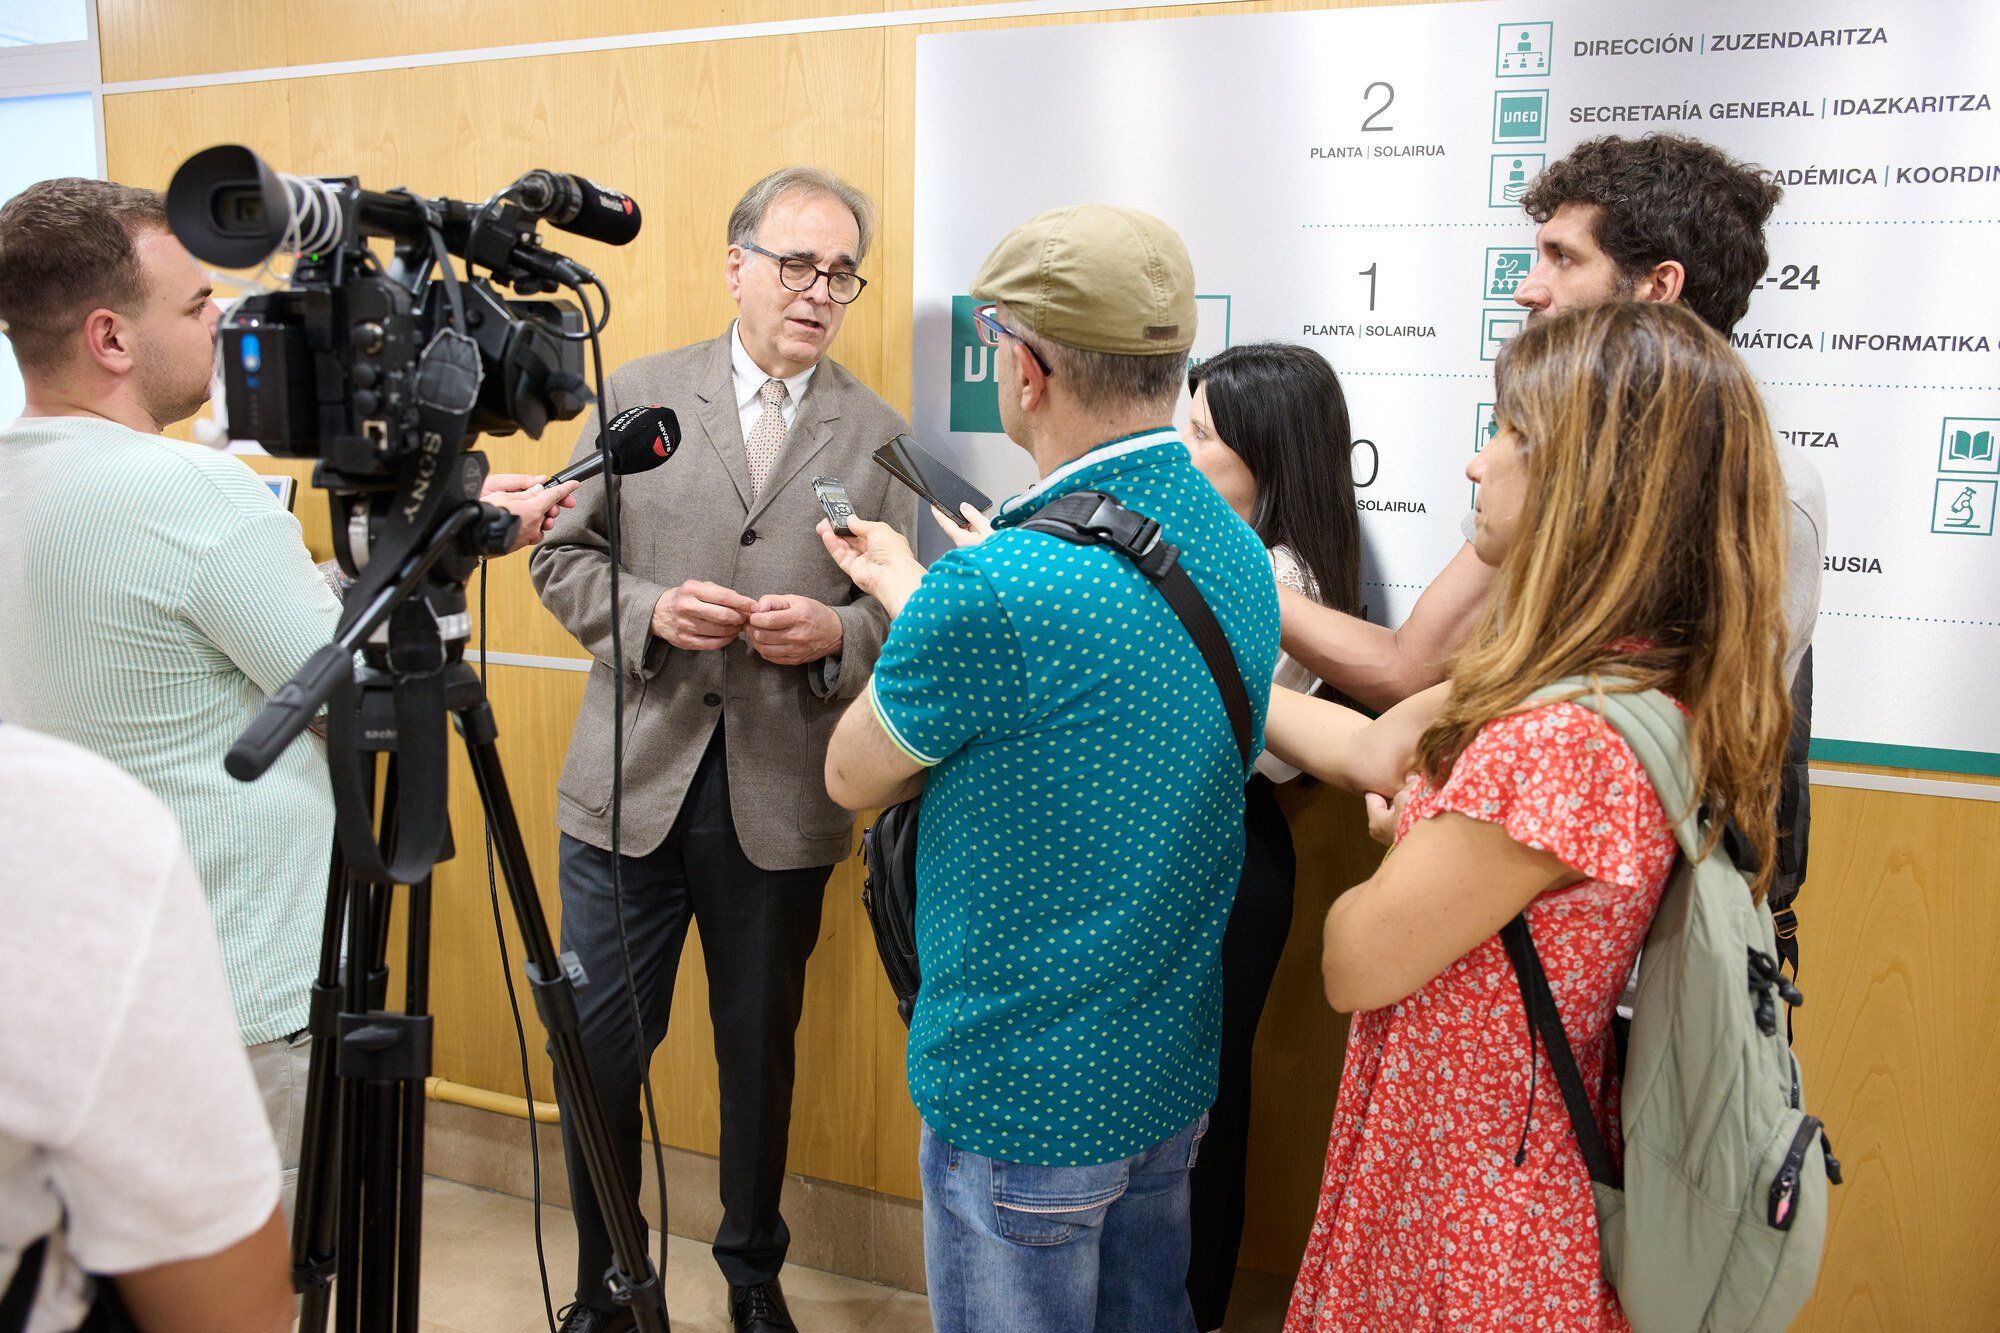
left=323, top=454, right=481, bottom=887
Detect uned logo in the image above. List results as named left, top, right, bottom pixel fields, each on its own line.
left=949, top=296, right=1003, bottom=434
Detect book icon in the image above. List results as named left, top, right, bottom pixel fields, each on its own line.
left=1938, top=417, right=2000, bottom=475
left=1949, top=428, right=1993, bottom=464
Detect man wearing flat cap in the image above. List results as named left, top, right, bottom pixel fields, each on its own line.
left=817, top=205, right=1280, bottom=1331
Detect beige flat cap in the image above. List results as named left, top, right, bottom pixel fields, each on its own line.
left=970, top=204, right=1197, bottom=356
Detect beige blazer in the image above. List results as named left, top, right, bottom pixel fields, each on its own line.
left=530, top=331, right=917, bottom=869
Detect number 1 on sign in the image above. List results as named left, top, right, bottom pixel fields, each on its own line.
left=1358, top=263, right=1378, bottom=312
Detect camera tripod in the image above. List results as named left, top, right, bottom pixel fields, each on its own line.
left=235, top=489, right=669, bottom=1333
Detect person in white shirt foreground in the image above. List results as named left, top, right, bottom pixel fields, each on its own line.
left=0, top=722, right=293, bottom=1333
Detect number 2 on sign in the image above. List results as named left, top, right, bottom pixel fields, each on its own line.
left=1361, top=81, right=1395, bottom=132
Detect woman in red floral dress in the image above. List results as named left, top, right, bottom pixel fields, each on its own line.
left=1266, top=303, right=1794, bottom=1330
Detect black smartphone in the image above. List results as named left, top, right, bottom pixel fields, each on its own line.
left=812, top=475, right=858, bottom=535
left=872, top=434, right=991, bottom=529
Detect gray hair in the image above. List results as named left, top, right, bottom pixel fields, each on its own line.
left=727, top=166, right=875, bottom=263
left=1001, top=304, right=1188, bottom=414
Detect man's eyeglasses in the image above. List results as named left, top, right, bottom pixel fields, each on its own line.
left=739, top=241, right=868, bottom=304
left=972, top=303, right=1054, bottom=378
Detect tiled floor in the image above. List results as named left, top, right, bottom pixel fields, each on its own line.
left=409, top=1177, right=1293, bottom=1331
left=412, top=1177, right=925, bottom=1332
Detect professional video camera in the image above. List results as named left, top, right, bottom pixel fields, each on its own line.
left=168, top=142, right=630, bottom=500
left=163, top=147, right=670, bottom=1333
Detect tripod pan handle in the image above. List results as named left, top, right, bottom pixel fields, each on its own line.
left=226, top=644, right=354, bottom=782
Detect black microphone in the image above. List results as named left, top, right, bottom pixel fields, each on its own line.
left=516, top=170, right=643, bottom=247
left=547, top=404, right=681, bottom=487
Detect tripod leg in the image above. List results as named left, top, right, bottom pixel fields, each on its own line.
left=357, top=829, right=405, bottom=1327
left=293, top=850, right=353, bottom=1333
left=455, top=696, right=669, bottom=1333
left=335, top=870, right=433, bottom=1333
left=396, top=875, right=433, bottom=1329
left=333, top=880, right=376, bottom=1333
left=359, top=1056, right=401, bottom=1333
left=302, top=749, right=436, bottom=1333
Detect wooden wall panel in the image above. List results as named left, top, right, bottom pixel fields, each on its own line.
left=1785, top=782, right=2000, bottom=1331
left=1235, top=785, right=1366, bottom=1269
left=411, top=665, right=892, bottom=1192
left=101, top=21, right=909, bottom=1195
left=97, top=0, right=1013, bottom=85
left=93, top=1, right=2000, bottom=1323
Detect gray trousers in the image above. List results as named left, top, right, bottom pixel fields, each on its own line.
left=245, top=1029, right=313, bottom=1229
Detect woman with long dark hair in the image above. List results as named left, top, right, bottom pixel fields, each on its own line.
left=1181, top=342, right=1361, bottom=1331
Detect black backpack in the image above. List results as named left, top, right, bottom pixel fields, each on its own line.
left=860, top=796, right=923, bottom=1025
left=860, top=490, right=1256, bottom=1025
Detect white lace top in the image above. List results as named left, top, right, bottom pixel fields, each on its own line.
left=1262, top=544, right=1327, bottom=782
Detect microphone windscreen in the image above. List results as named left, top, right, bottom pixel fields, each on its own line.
left=602, top=404, right=680, bottom=475
left=557, top=176, right=643, bottom=247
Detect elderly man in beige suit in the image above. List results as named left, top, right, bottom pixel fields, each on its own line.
left=530, top=166, right=915, bottom=1333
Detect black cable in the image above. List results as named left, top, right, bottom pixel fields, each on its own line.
left=465, top=246, right=662, bottom=1317
left=578, top=278, right=674, bottom=1302
left=478, top=564, right=561, bottom=1333
left=473, top=176, right=612, bottom=344
left=541, top=270, right=611, bottom=343
left=463, top=181, right=516, bottom=287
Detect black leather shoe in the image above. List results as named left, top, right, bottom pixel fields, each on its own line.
left=557, top=1302, right=637, bottom=1333
left=729, top=1280, right=797, bottom=1332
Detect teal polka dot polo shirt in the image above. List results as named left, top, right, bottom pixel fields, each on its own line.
left=868, top=428, right=1280, bottom=1167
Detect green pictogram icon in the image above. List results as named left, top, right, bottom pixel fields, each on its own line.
left=1481, top=310, right=1525, bottom=361
left=1489, top=152, right=1544, bottom=208
left=1496, top=23, right=1553, bottom=77
left=1939, top=416, right=2000, bottom=474
left=1932, top=478, right=1997, bottom=536
left=1472, top=402, right=1498, bottom=506
left=1484, top=248, right=1534, bottom=300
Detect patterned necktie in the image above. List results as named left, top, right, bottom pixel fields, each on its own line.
left=745, top=377, right=789, bottom=501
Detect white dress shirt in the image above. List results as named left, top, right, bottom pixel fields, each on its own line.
left=731, top=321, right=817, bottom=444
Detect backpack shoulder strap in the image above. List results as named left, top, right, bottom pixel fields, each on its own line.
left=1526, top=680, right=1702, bottom=857
left=1502, top=678, right=1697, bottom=1189
left=1500, top=914, right=1621, bottom=1186
left=1018, top=490, right=1255, bottom=770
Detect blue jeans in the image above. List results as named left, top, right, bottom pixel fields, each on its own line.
left=920, top=1115, right=1207, bottom=1333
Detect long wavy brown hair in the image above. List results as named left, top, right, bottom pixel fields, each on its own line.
left=1416, top=302, right=1791, bottom=896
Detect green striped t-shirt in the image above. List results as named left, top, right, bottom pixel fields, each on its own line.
left=0, top=416, right=340, bottom=1045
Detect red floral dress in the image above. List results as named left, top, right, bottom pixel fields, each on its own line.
left=1286, top=702, right=1677, bottom=1331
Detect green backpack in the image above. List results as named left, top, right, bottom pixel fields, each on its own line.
left=1502, top=682, right=1842, bottom=1332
